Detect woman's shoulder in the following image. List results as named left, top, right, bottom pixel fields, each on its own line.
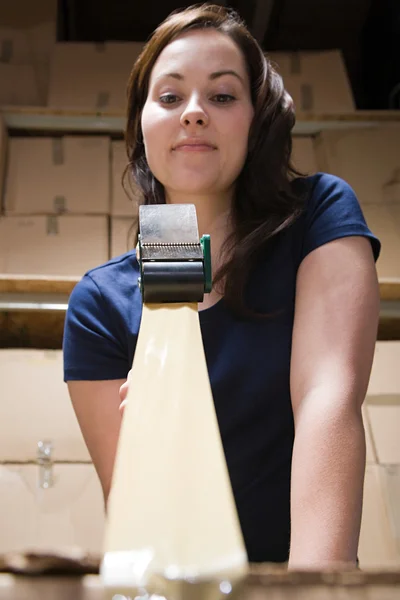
left=292, top=171, right=356, bottom=200
left=84, top=249, right=139, bottom=288
left=69, top=249, right=141, bottom=314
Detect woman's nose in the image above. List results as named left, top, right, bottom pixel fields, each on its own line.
left=180, top=97, right=209, bottom=128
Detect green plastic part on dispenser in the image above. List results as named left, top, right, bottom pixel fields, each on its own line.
left=200, top=234, right=212, bottom=293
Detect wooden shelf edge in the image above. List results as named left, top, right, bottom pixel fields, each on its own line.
left=380, top=279, right=400, bottom=301
left=0, top=275, right=80, bottom=295
left=1, top=564, right=400, bottom=585
left=1, top=106, right=400, bottom=135
left=0, top=275, right=399, bottom=302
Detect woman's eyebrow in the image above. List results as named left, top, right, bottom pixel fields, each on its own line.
left=155, top=70, right=244, bottom=83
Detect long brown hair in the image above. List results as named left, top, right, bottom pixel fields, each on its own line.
left=124, top=3, right=306, bottom=319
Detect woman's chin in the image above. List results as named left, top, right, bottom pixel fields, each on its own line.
left=166, top=180, right=222, bottom=197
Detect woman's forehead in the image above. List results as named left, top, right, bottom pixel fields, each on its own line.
left=149, top=30, right=247, bottom=82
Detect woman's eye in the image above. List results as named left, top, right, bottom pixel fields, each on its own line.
left=159, top=94, right=179, bottom=105
left=212, top=94, right=236, bottom=103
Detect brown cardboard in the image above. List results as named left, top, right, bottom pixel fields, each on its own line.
left=361, top=204, right=400, bottom=280
left=268, top=50, right=355, bottom=113
left=358, top=465, right=400, bottom=569
left=111, top=141, right=141, bottom=216
left=0, top=0, right=56, bottom=29
left=28, top=21, right=55, bottom=65
left=381, top=465, right=400, bottom=555
left=0, top=215, right=109, bottom=277
left=367, top=342, right=400, bottom=397
left=362, top=405, right=377, bottom=464
left=2, top=573, right=400, bottom=600
left=0, top=117, right=7, bottom=212
left=5, top=136, right=110, bottom=215
left=0, top=350, right=90, bottom=462
left=314, top=128, right=400, bottom=205
left=0, top=63, right=41, bottom=106
left=367, top=400, right=400, bottom=464
left=366, top=342, right=400, bottom=464
left=0, top=23, right=54, bottom=65
left=0, top=28, right=31, bottom=63
left=48, top=42, right=143, bottom=110
left=110, top=217, right=135, bottom=258
left=291, top=137, right=318, bottom=175
left=0, top=464, right=105, bottom=555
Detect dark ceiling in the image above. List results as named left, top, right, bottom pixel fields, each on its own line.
left=58, top=0, right=400, bottom=109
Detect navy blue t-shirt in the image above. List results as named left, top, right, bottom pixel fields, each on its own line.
left=63, top=173, right=381, bottom=563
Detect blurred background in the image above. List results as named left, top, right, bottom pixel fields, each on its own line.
left=56, top=0, right=400, bottom=110
left=0, top=0, right=399, bottom=579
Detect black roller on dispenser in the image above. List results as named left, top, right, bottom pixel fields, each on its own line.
left=141, top=260, right=205, bottom=303
left=136, top=204, right=212, bottom=304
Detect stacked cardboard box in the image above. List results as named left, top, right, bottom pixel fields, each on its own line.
left=291, top=136, right=318, bottom=176
left=268, top=50, right=355, bottom=113
left=359, top=342, right=400, bottom=568
left=315, top=127, right=400, bottom=279
left=0, top=0, right=56, bottom=105
left=110, top=141, right=141, bottom=258
left=0, top=135, right=110, bottom=277
left=0, top=130, right=143, bottom=274
left=48, top=42, right=143, bottom=111
left=0, top=349, right=105, bottom=554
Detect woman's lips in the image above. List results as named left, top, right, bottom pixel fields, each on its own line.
left=173, top=144, right=216, bottom=152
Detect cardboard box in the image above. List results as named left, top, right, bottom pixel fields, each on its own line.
left=48, top=42, right=143, bottom=110
left=0, top=464, right=104, bottom=554
left=268, top=50, right=355, bottom=113
left=0, top=0, right=57, bottom=29
left=0, top=116, right=7, bottom=210
left=0, top=27, right=31, bottom=63
left=315, top=128, right=400, bottom=205
left=0, top=63, right=42, bottom=105
left=362, top=204, right=400, bottom=279
left=0, top=215, right=109, bottom=277
left=367, top=398, right=400, bottom=465
left=362, top=405, right=377, bottom=464
left=111, top=141, right=142, bottom=216
left=5, top=136, right=110, bottom=215
left=0, top=350, right=91, bottom=462
left=367, top=342, right=400, bottom=397
left=291, top=137, right=318, bottom=175
left=110, top=217, right=136, bottom=258
left=359, top=465, right=400, bottom=568
left=381, top=465, right=400, bottom=554
left=0, top=23, right=54, bottom=64
left=366, top=342, right=400, bottom=464
left=28, top=21, right=56, bottom=64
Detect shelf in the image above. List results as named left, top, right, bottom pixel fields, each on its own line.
left=0, top=276, right=80, bottom=348
left=0, top=275, right=399, bottom=306
left=379, top=279, right=400, bottom=302
left=1, top=106, right=126, bottom=135
left=1, top=106, right=400, bottom=136
left=0, top=275, right=79, bottom=311
left=0, top=276, right=400, bottom=347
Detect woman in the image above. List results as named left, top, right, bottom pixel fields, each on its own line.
left=63, top=4, right=381, bottom=569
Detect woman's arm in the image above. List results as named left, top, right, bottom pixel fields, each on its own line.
left=289, top=236, right=380, bottom=570
left=67, top=379, right=125, bottom=507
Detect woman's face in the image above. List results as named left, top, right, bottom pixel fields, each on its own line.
left=141, top=29, right=254, bottom=199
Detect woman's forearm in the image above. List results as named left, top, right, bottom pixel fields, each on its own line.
left=288, top=394, right=366, bottom=570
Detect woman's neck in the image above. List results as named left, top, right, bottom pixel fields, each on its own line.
left=164, top=190, right=233, bottom=238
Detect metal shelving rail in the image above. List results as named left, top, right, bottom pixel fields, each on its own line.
left=0, top=276, right=399, bottom=346
left=2, top=106, right=400, bottom=135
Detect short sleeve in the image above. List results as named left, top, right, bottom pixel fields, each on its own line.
left=301, top=174, right=381, bottom=262
left=63, top=274, right=130, bottom=381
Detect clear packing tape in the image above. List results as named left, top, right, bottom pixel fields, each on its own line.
left=101, top=303, right=249, bottom=600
